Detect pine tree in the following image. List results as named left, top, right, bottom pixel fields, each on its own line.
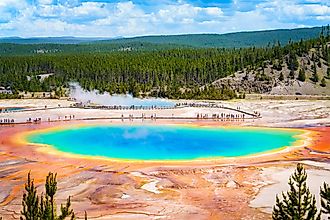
left=45, top=173, right=57, bottom=220
left=20, top=172, right=77, bottom=220
left=58, top=196, right=74, bottom=220
left=311, top=60, right=319, bottom=83
left=311, top=70, right=319, bottom=83
left=320, top=77, right=327, bottom=87
left=39, top=194, right=52, bottom=219
left=279, top=72, right=284, bottom=81
left=320, top=183, right=330, bottom=218
left=272, top=164, right=320, bottom=220
left=20, top=172, right=39, bottom=220
left=289, top=68, right=295, bottom=79
left=297, top=69, right=306, bottom=82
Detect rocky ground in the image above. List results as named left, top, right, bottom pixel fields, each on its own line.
left=0, top=99, right=329, bottom=219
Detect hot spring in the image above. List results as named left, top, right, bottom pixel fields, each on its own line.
left=0, top=107, right=27, bottom=113
left=26, top=125, right=303, bottom=160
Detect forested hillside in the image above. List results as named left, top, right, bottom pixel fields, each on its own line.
left=0, top=27, right=323, bottom=55
left=0, top=42, right=188, bottom=56
left=101, top=26, right=323, bottom=48
left=1, top=27, right=322, bottom=47
left=213, top=32, right=330, bottom=96
left=0, top=26, right=329, bottom=100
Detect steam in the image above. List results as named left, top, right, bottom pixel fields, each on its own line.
left=123, top=128, right=149, bottom=140
left=69, top=82, right=175, bottom=107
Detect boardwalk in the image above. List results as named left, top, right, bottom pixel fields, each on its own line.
left=0, top=102, right=261, bottom=125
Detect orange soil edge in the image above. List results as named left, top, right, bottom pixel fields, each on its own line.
left=0, top=121, right=329, bottom=166
left=306, top=126, right=330, bottom=152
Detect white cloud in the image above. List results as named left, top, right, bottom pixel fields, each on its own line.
left=0, top=0, right=329, bottom=37
left=69, top=2, right=107, bottom=16
left=0, top=0, right=25, bottom=7
left=36, top=1, right=109, bottom=20
left=204, top=7, right=223, bottom=17
left=156, top=3, right=223, bottom=25
left=0, top=0, right=27, bottom=25
left=303, top=0, right=325, bottom=3
left=307, top=4, right=330, bottom=15
left=256, top=0, right=330, bottom=22
left=117, top=1, right=135, bottom=14
left=316, top=15, right=330, bottom=20
left=94, top=17, right=112, bottom=26
left=38, top=0, right=53, bottom=5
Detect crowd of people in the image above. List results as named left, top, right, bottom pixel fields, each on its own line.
left=0, top=115, right=77, bottom=125
left=197, top=113, right=246, bottom=120
left=0, top=118, right=15, bottom=124
left=1, top=102, right=261, bottom=124
left=123, top=113, right=159, bottom=121
left=177, top=102, right=260, bottom=118
left=253, top=111, right=261, bottom=117
left=26, top=118, right=42, bottom=123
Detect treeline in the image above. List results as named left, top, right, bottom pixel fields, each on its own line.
left=106, top=26, right=323, bottom=48
left=0, top=26, right=329, bottom=100
left=0, top=42, right=188, bottom=56
left=0, top=26, right=323, bottom=53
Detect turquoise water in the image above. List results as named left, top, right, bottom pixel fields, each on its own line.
left=27, top=125, right=302, bottom=160
left=1, top=107, right=26, bottom=112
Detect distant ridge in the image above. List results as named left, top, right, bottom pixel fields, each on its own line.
left=100, top=26, right=322, bottom=48
left=0, top=26, right=324, bottom=55
left=0, top=27, right=323, bottom=47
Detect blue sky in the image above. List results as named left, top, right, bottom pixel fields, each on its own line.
left=0, top=0, right=329, bottom=37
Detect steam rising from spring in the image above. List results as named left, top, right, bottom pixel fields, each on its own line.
left=69, top=82, right=175, bottom=107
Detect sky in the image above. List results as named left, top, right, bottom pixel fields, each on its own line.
left=0, top=0, right=329, bottom=37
